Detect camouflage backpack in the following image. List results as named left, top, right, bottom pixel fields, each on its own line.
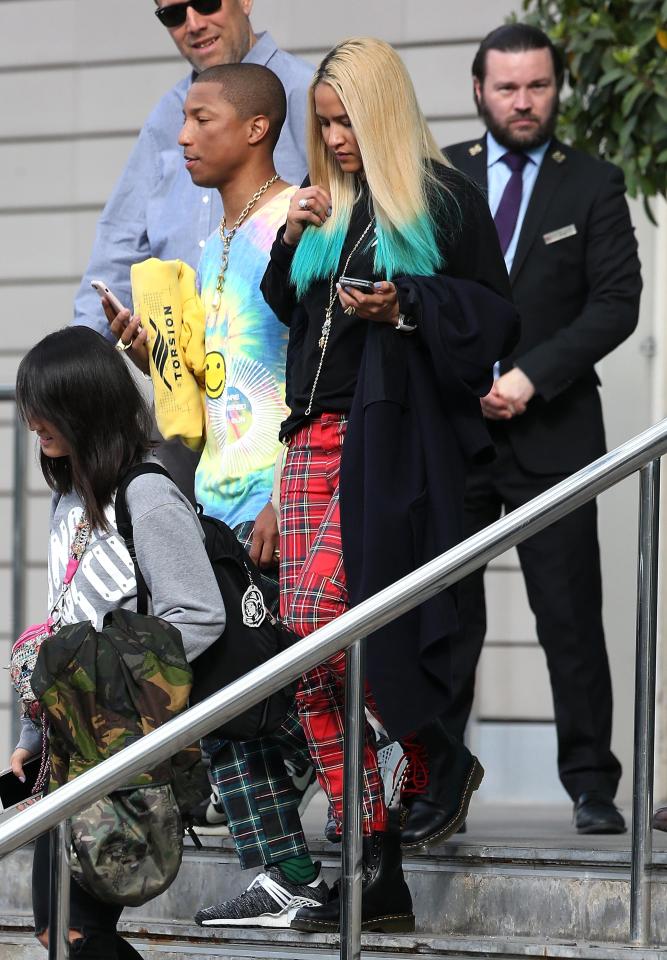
left=30, top=608, right=194, bottom=906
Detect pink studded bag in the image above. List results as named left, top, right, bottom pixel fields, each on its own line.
left=8, top=514, right=90, bottom=793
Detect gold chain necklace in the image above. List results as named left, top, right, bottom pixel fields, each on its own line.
left=304, top=217, right=375, bottom=417
left=211, top=173, right=280, bottom=310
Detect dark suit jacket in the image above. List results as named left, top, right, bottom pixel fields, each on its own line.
left=444, top=136, right=642, bottom=475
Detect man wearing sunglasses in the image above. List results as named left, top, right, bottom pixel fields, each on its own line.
left=73, top=0, right=311, bottom=343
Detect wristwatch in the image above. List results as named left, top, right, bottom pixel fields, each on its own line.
left=394, top=313, right=417, bottom=334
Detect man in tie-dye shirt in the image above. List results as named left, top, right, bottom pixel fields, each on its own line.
left=181, top=66, right=298, bottom=563
left=179, top=63, right=334, bottom=928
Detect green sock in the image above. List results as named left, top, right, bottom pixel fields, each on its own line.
left=275, top=853, right=318, bottom=886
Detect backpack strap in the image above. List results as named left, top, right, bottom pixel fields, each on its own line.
left=115, top=461, right=173, bottom=616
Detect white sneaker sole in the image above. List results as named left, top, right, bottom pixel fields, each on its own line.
left=201, top=907, right=300, bottom=928
left=192, top=822, right=230, bottom=837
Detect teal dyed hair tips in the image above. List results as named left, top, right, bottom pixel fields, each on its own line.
left=289, top=209, right=443, bottom=298
left=373, top=215, right=443, bottom=280
left=290, top=218, right=350, bottom=299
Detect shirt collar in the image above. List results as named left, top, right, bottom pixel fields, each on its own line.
left=242, top=31, right=277, bottom=66
left=486, top=130, right=551, bottom=169
left=189, top=31, right=277, bottom=83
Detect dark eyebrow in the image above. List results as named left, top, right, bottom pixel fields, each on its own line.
left=315, top=112, right=350, bottom=122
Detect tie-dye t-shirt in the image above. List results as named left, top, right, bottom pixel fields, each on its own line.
left=195, top=186, right=296, bottom=527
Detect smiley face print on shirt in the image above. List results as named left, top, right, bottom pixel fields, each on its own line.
left=205, top=350, right=226, bottom=399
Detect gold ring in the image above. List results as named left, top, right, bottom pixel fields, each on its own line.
left=115, top=339, right=132, bottom=352
left=344, top=305, right=355, bottom=316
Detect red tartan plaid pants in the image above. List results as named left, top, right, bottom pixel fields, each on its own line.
left=280, top=414, right=388, bottom=834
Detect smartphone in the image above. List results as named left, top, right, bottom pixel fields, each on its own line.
left=91, top=279, right=126, bottom=315
left=338, top=275, right=376, bottom=293
left=0, top=755, right=41, bottom=810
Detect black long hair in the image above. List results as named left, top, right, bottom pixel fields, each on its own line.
left=16, top=326, right=154, bottom=531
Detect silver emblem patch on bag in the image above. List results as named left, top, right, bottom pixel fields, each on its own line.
left=241, top=583, right=267, bottom=628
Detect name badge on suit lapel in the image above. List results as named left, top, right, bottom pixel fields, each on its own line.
left=543, top=224, right=577, bottom=245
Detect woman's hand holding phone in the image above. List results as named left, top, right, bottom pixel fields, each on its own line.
left=92, top=280, right=150, bottom=375
left=283, top=185, right=332, bottom=247
left=337, top=278, right=399, bottom=325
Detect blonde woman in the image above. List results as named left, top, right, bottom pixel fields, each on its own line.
left=261, top=38, right=519, bottom=932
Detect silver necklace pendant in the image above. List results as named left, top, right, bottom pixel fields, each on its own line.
left=319, top=318, right=331, bottom=350
left=241, top=582, right=267, bottom=628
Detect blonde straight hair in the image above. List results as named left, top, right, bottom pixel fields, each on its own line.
left=290, top=37, right=456, bottom=298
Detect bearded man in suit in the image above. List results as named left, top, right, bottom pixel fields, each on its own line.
left=441, top=23, right=641, bottom=834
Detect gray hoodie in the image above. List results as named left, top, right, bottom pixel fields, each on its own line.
left=16, top=466, right=225, bottom=755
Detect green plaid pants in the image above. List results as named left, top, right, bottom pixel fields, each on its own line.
left=203, top=713, right=310, bottom=869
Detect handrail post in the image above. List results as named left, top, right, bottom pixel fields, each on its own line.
left=48, top=819, right=71, bottom=960
left=629, top=459, right=660, bottom=944
left=340, top=639, right=365, bottom=960
left=11, top=405, right=27, bottom=751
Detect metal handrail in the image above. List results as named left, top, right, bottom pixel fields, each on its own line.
left=0, top=385, right=27, bottom=751
left=1, top=417, right=666, bottom=955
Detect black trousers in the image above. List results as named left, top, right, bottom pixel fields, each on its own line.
left=442, top=435, right=622, bottom=800
left=33, top=833, right=142, bottom=960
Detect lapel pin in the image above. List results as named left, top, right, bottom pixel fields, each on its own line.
left=469, top=143, right=483, bottom=157
left=552, top=150, right=566, bottom=164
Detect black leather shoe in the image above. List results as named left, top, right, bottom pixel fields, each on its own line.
left=401, top=720, right=483, bottom=849
left=574, top=792, right=626, bottom=834
left=291, top=821, right=414, bottom=933
left=652, top=805, right=667, bottom=832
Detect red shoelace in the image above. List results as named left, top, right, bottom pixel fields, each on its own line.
left=400, top=735, right=429, bottom=796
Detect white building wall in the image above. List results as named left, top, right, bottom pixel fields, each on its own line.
left=0, top=0, right=660, bottom=806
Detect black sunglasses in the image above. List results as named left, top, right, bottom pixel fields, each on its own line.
left=155, top=0, right=222, bottom=28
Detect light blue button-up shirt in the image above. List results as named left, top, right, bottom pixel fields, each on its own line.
left=486, top=132, right=550, bottom=273
left=74, top=33, right=313, bottom=335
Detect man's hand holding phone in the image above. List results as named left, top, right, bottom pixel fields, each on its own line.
left=337, top=277, right=399, bottom=325
left=92, top=280, right=150, bottom=375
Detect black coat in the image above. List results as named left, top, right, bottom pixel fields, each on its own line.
left=261, top=167, right=519, bottom=737
left=340, top=277, right=519, bottom=737
left=445, top=137, right=642, bottom=474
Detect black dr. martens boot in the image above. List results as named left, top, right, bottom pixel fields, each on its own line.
left=291, top=818, right=414, bottom=933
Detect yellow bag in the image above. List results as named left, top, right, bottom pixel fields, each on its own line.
left=131, top=258, right=206, bottom=452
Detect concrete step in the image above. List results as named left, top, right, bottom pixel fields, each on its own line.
left=3, top=802, right=667, bottom=955
left=1, top=924, right=666, bottom=960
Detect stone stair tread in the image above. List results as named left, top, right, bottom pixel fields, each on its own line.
left=188, top=834, right=667, bottom=868
left=2, top=924, right=666, bottom=960
left=191, top=796, right=667, bottom=867
left=4, top=803, right=667, bottom=951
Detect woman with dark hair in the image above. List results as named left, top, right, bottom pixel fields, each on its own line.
left=260, top=37, right=519, bottom=931
left=9, top=326, right=225, bottom=960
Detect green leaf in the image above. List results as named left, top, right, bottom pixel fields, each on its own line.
left=619, top=114, right=639, bottom=149
left=615, top=74, right=638, bottom=94
left=636, top=20, right=661, bottom=46
left=598, top=67, right=629, bottom=87
left=638, top=145, right=652, bottom=173
left=622, top=81, right=648, bottom=116
left=643, top=195, right=657, bottom=226
left=657, top=149, right=667, bottom=163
